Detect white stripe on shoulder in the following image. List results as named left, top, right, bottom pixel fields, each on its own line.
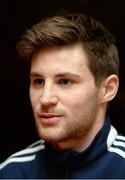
left=113, top=140, right=125, bottom=148
left=0, top=155, right=35, bottom=170
left=27, top=139, right=44, bottom=148
left=0, top=140, right=45, bottom=170
left=10, top=143, right=45, bottom=158
left=107, top=125, right=118, bottom=149
left=108, top=147, right=125, bottom=159
left=116, top=135, right=125, bottom=141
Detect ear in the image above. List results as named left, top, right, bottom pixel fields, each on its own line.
left=99, top=74, right=119, bottom=104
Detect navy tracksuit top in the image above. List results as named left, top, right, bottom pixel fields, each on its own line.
left=0, top=117, right=125, bottom=179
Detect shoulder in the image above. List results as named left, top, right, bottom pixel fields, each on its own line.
left=0, top=139, right=45, bottom=170
left=107, top=125, right=125, bottom=159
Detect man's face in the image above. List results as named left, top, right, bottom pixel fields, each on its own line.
left=30, top=44, right=103, bottom=150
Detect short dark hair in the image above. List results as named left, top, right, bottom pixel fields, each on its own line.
left=16, top=11, right=119, bottom=85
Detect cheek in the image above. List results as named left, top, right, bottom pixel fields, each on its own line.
left=64, top=94, right=86, bottom=114
left=64, top=90, right=98, bottom=115
left=29, top=89, right=40, bottom=109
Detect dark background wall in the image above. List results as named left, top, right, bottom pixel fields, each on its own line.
left=0, top=0, right=125, bottom=162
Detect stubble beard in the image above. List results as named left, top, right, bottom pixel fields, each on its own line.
left=35, top=110, right=97, bottom=150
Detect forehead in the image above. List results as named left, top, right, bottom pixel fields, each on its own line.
left=31, top=44, right=90, bottom=75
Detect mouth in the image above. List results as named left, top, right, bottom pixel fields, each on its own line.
left=38, top=113, right=63, bottom=125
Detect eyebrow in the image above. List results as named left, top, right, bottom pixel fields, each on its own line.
left=30, top=72, right=43, bottom=77
left=30, top=71, right=82, bottom=80
left=55, top=72, right=81, bottom=80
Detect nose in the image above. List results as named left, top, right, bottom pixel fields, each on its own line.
left=40, top=83, right=58, bottom=107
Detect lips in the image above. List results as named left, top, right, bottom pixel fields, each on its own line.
left=38, top=113, right=63, bottom=125
left=42, top=113, right=61, bottom=118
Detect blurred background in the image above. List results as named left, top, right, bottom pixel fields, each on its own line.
left=0, top=0, right=125, bottom=162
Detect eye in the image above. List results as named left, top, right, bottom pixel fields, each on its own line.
left=58, top=79, right=73, bottom=86
left=31, top=78, right=44, bottom=88
left=35, top=79, right=44, bottom=84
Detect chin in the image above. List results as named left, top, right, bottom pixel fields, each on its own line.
left=37, top=126, right=65, bottom=143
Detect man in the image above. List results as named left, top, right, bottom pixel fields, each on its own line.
left=0, top=11, right=125, bottom=178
